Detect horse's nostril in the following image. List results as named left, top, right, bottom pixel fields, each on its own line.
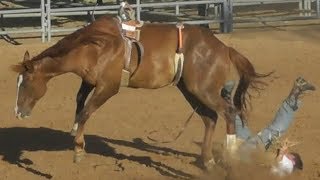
left=16, top=112, right=23, bottom=120
left=16, top=111, right=30, bottom=120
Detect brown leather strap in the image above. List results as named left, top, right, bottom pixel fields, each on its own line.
left=176, top=22, right=184, bottom=53
left=171, top=22, right=185, bottom=86
left=132, top=40, right=144, bottom=63
left=123, top=38, right=132, bottom=71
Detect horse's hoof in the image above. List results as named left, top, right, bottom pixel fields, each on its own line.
left=70, top=129, right=77, bottom=136
left=70, top=123, right=78, bottom=136
left=73, top=151, right=85, bottom=163
left=204, top=158, right=216, bottom=171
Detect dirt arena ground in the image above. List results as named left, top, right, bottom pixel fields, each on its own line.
left=0, top=23, right=320, bottom=180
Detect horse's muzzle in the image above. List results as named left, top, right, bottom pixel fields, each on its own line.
left=15, top=111, right=30, bottom=120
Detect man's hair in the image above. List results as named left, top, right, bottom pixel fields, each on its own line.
left=291, top=152, right=303, bottom=170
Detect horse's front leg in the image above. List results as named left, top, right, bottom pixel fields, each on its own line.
left=71, top=80, right=94, bottom=136
left=200, top=108, right=218, bottom=170
left=73, top=86, right=118, bottom=163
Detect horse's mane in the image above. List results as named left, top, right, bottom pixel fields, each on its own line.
left=32, top=28, right=88, bottom=61
left=10, top=27, right=95, bottom=74
left=11, top=15, right=118, bottom=74
left=32, top=15, right=117, bottom=61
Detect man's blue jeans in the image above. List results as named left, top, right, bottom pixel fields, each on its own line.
left=236, top=100, right=297, bottom=150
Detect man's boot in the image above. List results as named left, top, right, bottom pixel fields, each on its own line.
left=286, top=77, right=316, bottom=110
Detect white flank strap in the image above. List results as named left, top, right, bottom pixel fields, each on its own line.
left=122, top=23, right=136, bottom=31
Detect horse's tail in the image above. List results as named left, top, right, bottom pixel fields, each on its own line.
left=229, top=47, right=273, bottom=120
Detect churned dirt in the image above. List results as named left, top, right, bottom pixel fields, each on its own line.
left=0, top=23, right=320, bottom=180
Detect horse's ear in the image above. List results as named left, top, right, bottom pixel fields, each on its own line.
left=23, top=51, right=30, bottom=62
left=24, top=61, right=34, bottom=73
left=10, top=63, right=25, bottom=73
left=10, top=61, right=34, bottom=73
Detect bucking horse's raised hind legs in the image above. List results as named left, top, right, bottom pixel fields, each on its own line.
left=177, top=81, right=219, bottom=170
left=176, top=62, right=241, bottom=170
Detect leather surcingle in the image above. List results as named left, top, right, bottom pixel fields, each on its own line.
left=171, top=22, right=185, bottom=86
left=117, top=2, right=185, bottom=87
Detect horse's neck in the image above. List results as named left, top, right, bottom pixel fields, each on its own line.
left=37, top=57, right=70, bottom=78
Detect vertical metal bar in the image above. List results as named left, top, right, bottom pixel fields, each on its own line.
left=218, top=3, right=222, bottom=17
left=305, top=0, right=308, bottom=16
left=0, top=14, right=4, bottom=32
left=47, top=0, right=51, bottom=42
left=175, top=5, right=179, bottom=15
left=219, top=2, right=224, bottom=33
left=41, top=0, right=45, bottom=42
left=304, top=0, right=307, bottom=16
left=220, top=0, right=233, bottom=33
left=136, top=0, right=141, bottom=21
left=317, top=0, right=320, bottom=17
left=228, top=0, right=233, bottom=32
left=299, top=0, right=303, bottom=16
left=220, top=1, right=228, bottom=33
left=214, top=4, right=218, bottom=17
left=307, top=0, right=311, bottom=16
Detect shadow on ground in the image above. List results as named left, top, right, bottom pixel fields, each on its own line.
left=0, top=127, right=199, bottom=179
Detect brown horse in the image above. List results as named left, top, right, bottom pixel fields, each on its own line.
left=11, top=15, right=270, bottom=170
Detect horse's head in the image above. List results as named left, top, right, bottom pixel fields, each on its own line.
left=11, top=51, right=48, bottom=120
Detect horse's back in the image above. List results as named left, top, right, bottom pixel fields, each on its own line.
left=128, top=22, right=232, bottom=89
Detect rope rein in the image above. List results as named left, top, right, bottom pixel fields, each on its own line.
left=147, top=106, right=199, bottom=144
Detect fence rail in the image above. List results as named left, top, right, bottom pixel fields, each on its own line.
left=45, top=0, right=231, bottom=41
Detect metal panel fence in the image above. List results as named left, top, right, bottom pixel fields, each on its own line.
left=0, top=0, right=231, bottom=42
left=231, top=0, right=320, bottom=25
left=0, top=0, right=319, bottom=42
left=46, top=0, right=231, bottom=41
left=0, top=0, right=47, bottom=42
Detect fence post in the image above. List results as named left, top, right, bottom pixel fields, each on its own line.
left=301, top=0, right=311, bottom=16
left=303, top=0, right=310, bottom=16
left=136, top=0, right=141, bottom=21
left=175, top=4, right=180, bottom=15
left=220, top=0, right=233, bottom=33
left=317, top=0, right=320, bottom=17
left=46, top=0, right=51, bottom=42
left=41, top=0, right=46, bottom=43
left=220, top=1, right=226, bottom=32
left=213, top=3, right=219, bottom=17
left=0, top=14, right=3, bottom=33
left=228, top=0, right=233, bottom=32
left=299, top=0, right=303, bottom=16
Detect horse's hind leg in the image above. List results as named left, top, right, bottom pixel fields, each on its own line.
left=73, top=85, right=118, bottom=163
left=186, top=79, right=239, bottom=155
left=177, top=82, right=218, bottom=170
left=210, top=86, right=239, bottom=154
left=71, top=80, right=94, bottom=136
left=222, top=80, right=240, bottom=153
